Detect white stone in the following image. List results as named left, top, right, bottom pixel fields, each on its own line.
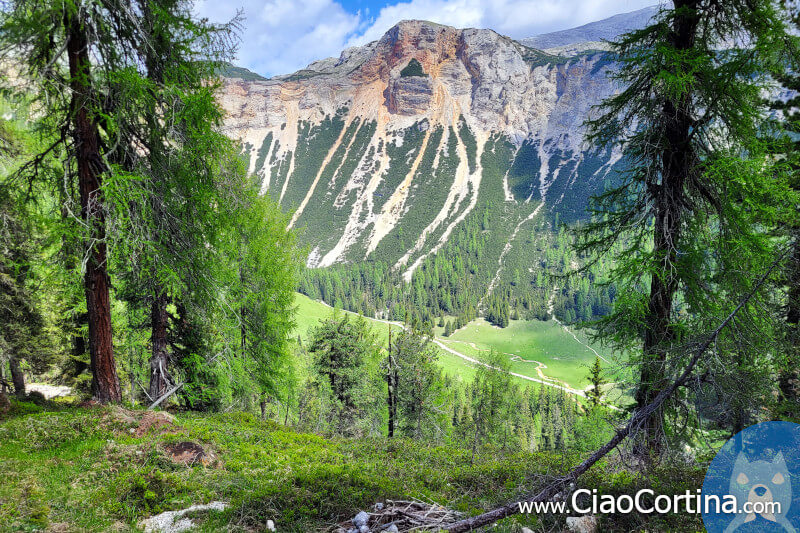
left=140, top=502, right=228, bottom=533
left=353, top=511, right=370, bottom=527
left=566, top=514, right=599, bottom=533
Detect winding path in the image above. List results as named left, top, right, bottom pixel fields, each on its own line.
left=313, top=298, right=588, bottom=398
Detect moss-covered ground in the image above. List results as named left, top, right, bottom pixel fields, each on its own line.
left=0, top=399, right=706, bottom=532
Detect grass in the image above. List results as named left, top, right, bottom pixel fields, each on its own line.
left=0, top=399, right=706, bottom=532
left=442, top=318, right=614, bottom=390
left=294, top=294, right=620, bottom=395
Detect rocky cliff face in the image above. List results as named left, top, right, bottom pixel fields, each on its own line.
left=219, top=20, right=623, bottom=280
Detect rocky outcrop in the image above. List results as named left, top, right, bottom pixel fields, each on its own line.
left=219, top=19, right=617, bottom=147
left=218, top=19, right=624, bottom=270
left=386, top=74, right=433, bottom=115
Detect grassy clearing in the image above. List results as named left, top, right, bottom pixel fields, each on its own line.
left=443, top=318, right=615, bottom=390
left=0, top=399, right=705, bottom=532
left=294, top=294, right=617, bottom=392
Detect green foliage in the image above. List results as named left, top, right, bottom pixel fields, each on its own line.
left=399, top=58, right=427, bottom=78
left=0, top=401, right=706, bottom=532
left=308, top=313, right=382, bottom=435
left=579, top=0, right=797, bottom=447
left=389, top=326, right=447, bottom=439
left=0, top=1, right=302, bottom=409
left=586, top=356, right=606, bottom=408
left=216, top=61, right=267, bottom=81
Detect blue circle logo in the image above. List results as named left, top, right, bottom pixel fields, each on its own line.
left=703, top=421, right=800, bottom=532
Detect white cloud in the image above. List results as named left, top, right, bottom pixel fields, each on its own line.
left=194, top=0, right=364, bottom=76
left=347, top=0, right=657, bottom=47
left=195, top=0, right=657, bottom=77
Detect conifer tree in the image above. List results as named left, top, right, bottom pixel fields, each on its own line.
left=769, top=2, right=800, bottom=420
left=580, top=0, right=794, bottom=454
left=586, top=356, right=606, bottom=408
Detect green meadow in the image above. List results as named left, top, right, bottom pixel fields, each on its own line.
left=293, top=294, right=619, bottom=393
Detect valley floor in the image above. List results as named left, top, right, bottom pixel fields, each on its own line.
left=294, top=294, right=622, bottom=399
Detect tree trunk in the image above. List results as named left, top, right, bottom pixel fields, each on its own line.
left=66, top=8, right=121, bottom=403
left=149, top=291, right=170, bottom=400
left=9, top=356, right=25, bottom=396
left=387, top=370, right=395, bottom=438
left=635, top=0, right=698, bottom=457
left=387, top=327, right=395, bottom=437
left=779, top=234, right=800, bottom=416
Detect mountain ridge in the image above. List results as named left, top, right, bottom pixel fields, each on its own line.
left=520, top=5, right=658, bottom=52
left=217, top=14, right=635, bottom=325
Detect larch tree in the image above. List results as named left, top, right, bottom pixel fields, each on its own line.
left=586, top=356, right=605, bottom=408
left=579, top=0, right=795, bottom=454
left=0, top=1, right=131, bottom=401
left=769, top=0, right=800, bottom=421
left=391, top=325, right=445, bottom=439
left=102, top=0, right=242, bottom=402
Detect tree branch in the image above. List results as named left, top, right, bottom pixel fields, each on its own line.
left=147, top=382, right=183, bottom=410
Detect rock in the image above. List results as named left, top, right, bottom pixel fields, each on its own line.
left=25, top=390, right=47, bottom=404
left=386, top=74, right=433, bottom=115
left=374, top=502, right=384, bottom=511
left=566, top=514, right=599, bottom=533
left=521, top=528, right=534, bottom=533
left=25, top=383, right=72, bottom=399
left=140, top=501, right=228, bottom=533
left=353, top=511, right=370, bottom=527
left=381, top=524, right=399, bottom=533
left=359, top=526, right=370, bottom=533
left=266, top=519, right=276, bottom=531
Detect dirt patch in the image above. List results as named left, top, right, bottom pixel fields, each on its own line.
left=101, top=408, right=181, bottom=437
left=163, top=441, right=219, bottom=467
left=135, top=411, right=177, bottom=437
left=0, top=392, right=10, bottom=414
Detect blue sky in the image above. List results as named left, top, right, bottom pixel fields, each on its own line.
left=193, top=0, right=656, bottom=77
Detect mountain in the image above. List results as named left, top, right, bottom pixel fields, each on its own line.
left=520, top=5, right=658, bottom=55
left=218, top=16, right=633, bottom=324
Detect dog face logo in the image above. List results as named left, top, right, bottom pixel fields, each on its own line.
left=725, top=452, right=795, bottom=533
left=704, top=422, right=800, bottom=533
